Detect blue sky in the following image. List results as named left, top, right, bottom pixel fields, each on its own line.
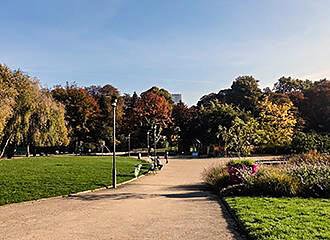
left=1, top=0, right=330, bottom=105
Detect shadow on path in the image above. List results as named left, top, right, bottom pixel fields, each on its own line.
left=67, top=182, right=245, bottom=239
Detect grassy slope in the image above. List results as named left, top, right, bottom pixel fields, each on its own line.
left=0, top=156, right=149, bottom=205
left=225, top=197, right=330, bottom=240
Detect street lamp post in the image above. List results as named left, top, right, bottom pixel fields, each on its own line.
left=128, top=133, right=131, bottom=157
left=111, top=96, right=118, bottom=189
left=147, top=131, right=150, bottom=156
left=153, top=125, right=157, bottom=157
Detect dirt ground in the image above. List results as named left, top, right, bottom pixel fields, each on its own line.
left=0, top=157, right=276, bottom=240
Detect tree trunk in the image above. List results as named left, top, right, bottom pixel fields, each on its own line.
left=0, top=135, right=12, bottom=158
left=26, top=144, right=30, bottom=157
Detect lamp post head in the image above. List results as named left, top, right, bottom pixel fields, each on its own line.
left=111, top=96, right=118, bottom=107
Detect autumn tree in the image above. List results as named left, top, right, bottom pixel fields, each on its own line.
left=87, top=84, right=124, bottom=146
left=0, top=65, right=17, bottom=144
left=257, top=97, right=297, bottom=148
left=28, top=91, right=69, bottom=150
left=0, top=69, right=41, bottom=157
left=172, top=102, right=196, bottom=153
left=52, top=85, right=99, bottom=150
left=142, top=86, right=174, bottom=106
left=134, top=91, right=172, bottom=149
left=0, top=66, right=69, bottom=157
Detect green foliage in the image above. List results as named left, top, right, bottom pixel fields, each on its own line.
left=201, top=164, right=229, bottom=191
left=171, top=102, right=196, bottom=153
left=245, top=167, right=299, bottom=197
left=228, top=75, right=262, bottom=113
left=299, top=79, right=330, bottom=133
left=0, top=156, right=149, bottom=205
left=199, top=101, right=249, bottom=147
left=273, top=76, right=313, bottom=93
left=288, top=164, right=330, bottom=198
left=286, top=153, right=330, bottom=198
left=290, top=132, right=330, bottom=153
left=227, top=159, right=256, bottom=167
left=226, top=197, right=330, bottom=240
left=219, top=117, right=259, bottom=156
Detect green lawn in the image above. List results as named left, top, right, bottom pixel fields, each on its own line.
left=0, top=155, right=150, bottom=206
left=225, top=197, right=330, bottom=240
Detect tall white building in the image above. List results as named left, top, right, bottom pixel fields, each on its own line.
left=171, top=94, right=182, bottom=104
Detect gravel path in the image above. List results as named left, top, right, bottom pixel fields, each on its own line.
left=0, top=157, right=254, bottom=240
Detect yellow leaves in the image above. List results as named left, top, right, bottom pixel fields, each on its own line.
left=258, top=97, right=297, bottom=147
left=0, top=64, right=69, bottom=147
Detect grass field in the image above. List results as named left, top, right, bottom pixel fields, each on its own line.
left=225, top=197, right=330, bottom=240
left=0, top=155, right=150, bottom=206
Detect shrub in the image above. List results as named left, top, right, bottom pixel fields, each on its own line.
left=244, top=167, right=299, bottom=197
left=202, top=164, right=230, bottom=191
left=227, top=159, right=259, bottom=184
left=203, top=154, right=330, bottom=198
left=286, top=151, right=330, bottom=165
left=287, top=163, right=330, bottom=198
left=290, top=132, right=330, bottom=153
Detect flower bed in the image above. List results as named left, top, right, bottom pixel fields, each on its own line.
left=202, top=152, right=330, bottom=198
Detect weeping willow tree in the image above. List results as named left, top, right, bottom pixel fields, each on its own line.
left=0, top=64, right=69, bottom=158
left=0, top=65, right=17, bottom=144
left=29, top=91, right=69, bottom=150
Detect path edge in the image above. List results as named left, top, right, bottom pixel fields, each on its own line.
left=1, top=172, right=153, bottom=208
left=219, top=194, right=251, bottom=240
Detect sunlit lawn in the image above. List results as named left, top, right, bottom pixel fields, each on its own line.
left=225, top=197, right=330, bottom=240
left=0, top=155, right=149, bottom=205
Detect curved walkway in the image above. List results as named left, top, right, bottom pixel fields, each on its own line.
left=0, top=157, right=252, bottom=240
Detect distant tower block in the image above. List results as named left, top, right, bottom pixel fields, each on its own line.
left=171, top=94, right=182, bottom=104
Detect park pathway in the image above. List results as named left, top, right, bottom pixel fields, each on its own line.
left=0, top=157, right=250, bottom=240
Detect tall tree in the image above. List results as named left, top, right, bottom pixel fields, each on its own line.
left=0, top=70, right=40, bottom=157
left=88, top=84, right=124, bottom=146
left=1, top=66, right=69, bottom=157
left=0, top=64, right=17, bottom=142
left=28, top=91, right=69, bottom=149
left=257, top=97, right=297, bottom=148
left=198, top=101, right=250, bottom=148
left=228, top=76, right=262, bottom=113
left=299, top=79, right=330, bottom=133
left=218, top=117, right=259, bottom=156
left=52, top=85, right=99, bottom=150
left=142, top=86, right=174, bottom=106
left=172, top=102, right=195, bottom=153
left=134, top=91, right=172, bottom=148
left=273, top=76, right=312, bottom=93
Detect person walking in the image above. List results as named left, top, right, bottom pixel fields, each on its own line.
left=165, top=151, right=169, bottom=164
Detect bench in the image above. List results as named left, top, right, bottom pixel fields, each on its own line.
left=134, top=164, right=142, bottom=177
